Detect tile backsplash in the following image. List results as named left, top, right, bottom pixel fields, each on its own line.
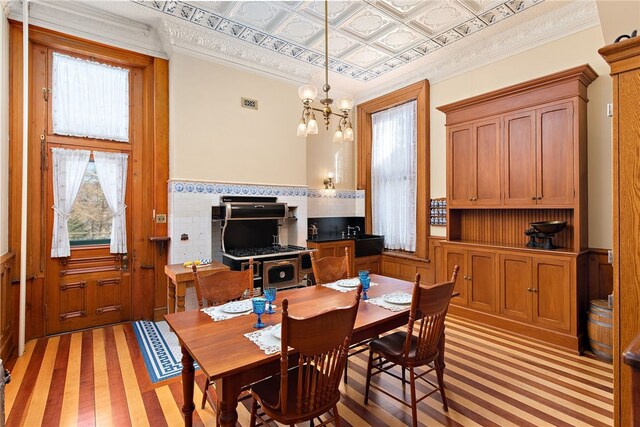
left=167, top=180, right=361, bottom=263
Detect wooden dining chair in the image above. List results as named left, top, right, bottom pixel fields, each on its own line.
left=364, top=266, right=460, bottom=427
left=192, top=260, right=254, bottom=414
left=310, top=247, right=351, bottom=285
left=249, top=285, right=363, bottom=427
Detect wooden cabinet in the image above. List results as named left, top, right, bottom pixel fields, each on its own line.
left=600, top=37, right=640, bottom=426
left=354, top=255, right=381, bottom=275
left=499, top=253, right=571, bottom=332
left=503, top=102, right=575, bottom=206
left=306, top=240, right=355, bottom=274
left=447, top=117, right=501, bottom=207
left=443, top=246, right=497, bottom=312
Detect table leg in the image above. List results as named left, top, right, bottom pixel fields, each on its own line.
left=215, top=378, right=242, bottom=427
left=177, top=280, right=186, bottom=312
left=167, top=277, right=176, bottom=314
left=181, top=345, right=195, bottom=427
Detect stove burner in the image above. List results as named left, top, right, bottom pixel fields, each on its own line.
left=225, top=245, right=308, bottom=258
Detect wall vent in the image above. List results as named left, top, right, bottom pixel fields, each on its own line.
left=241, top=97, right=258, bottom=110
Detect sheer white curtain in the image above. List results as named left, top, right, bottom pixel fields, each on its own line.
left=371, top=101, right=417, bottom=252
left=93, top=151, right=129, bottom=253
left=51, top=148, right=91, bottom=257
left=52, top=52, right=129, bottom=142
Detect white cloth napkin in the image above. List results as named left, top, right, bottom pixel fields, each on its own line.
left=322, top=277, right=379, bottom=293
left=365, top=291, right=412, bottom=312
left=201, top=301, right=254, bottom=322
left=244, top=324, right=282, bottom=355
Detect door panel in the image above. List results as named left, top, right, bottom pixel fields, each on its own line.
left=474, top=119, right=501, bottom=205
left=532, top=257, right=571, bottom=331
left=500, top=254, right=532, bottom=321
left=444, top=248, right=466, bottom=305
left=537, top=102, right=574, bottom=205
left=468, top=251, right=497, bottom=312
left=448, top=126, right=473, bottom=207
left=504, top=111, right=536, bottom=205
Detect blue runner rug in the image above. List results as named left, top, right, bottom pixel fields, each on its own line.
left=132, top=320, right=199, bottom=383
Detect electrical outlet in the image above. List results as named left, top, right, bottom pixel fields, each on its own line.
left=608, top=249, right=613, bottom=264
left=606, top=103, right=613, bottom=117
left=156, top=213, right=167, bottom=223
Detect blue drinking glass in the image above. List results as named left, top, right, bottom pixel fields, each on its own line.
left=359, top=270, right=371, bottom=300
left=264, top=287, right=277, bottom=314
left=252, top=298, right=266, bottom=328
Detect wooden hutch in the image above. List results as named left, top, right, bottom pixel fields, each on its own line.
left=436, top=65, right=597, bottom=353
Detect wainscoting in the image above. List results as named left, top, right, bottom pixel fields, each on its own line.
left=4, top=315, right=612, bottom=426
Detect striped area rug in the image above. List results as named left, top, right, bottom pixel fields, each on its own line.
left=133, top=320, right=199, bottom=382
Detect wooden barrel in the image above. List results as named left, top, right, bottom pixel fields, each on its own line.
left=587, top=299, right=613, bottom=361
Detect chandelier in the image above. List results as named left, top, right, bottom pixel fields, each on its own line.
left=296, top=0, right=354, bottom=143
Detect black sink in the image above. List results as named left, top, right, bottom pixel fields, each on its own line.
left=354, top=234, right=384, bottom=257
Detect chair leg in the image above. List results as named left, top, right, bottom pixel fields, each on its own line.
left=250, top=399, right=258, bottom=427
left=364, top=349, right=374, bottom=405
left=435, top=359, right=449, bottom=412
left=402, top=366, right=406, bottom=384
left=409, top=367, right=418, bottom=427
left=334, top=404, right=342, bottom=427
left=201, top=378, right=210, bottom=409
left=344, top=358, right=348, bottom=384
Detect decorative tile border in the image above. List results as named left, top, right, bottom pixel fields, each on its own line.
left=169, top=181, right=365, bottom=199
left=169, top=181, right=308, bottom=197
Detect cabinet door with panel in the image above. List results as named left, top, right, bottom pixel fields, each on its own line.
left=503, top=110, right=536, bottom=205
left=443, top=248, right=467, bottom=305
left=467, top=251, right=497, bottom=312
left=536, top=102, right=574, bottom=205
left=532, top=257, right=571, bottom=331
left=307, top=240, right=355, bottom=273
left=474, top=118, right=502, bottom=205
left=448, top=124, right=474, bottom=207
left=499, top=254, right=533, bottom=321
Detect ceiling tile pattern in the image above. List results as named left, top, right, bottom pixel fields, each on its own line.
left=131, top=0, right=544, bottom=82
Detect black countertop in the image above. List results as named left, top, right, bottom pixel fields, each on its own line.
left=307, top=234, right=356, bottom=243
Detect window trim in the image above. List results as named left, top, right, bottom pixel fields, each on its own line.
left=357, top=80, right=430, bottom=259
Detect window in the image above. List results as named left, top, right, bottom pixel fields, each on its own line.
left=52, top=52, right=130, bottom=142
left=371, top=101, right=417, bottom=251
left=356, top=80, right=429, bottom=258
left=68, top=160, right=112, bottom=245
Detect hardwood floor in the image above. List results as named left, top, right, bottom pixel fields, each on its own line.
left=4, top=315, right=612, bottom=426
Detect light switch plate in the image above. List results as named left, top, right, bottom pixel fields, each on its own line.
left=156, top=214, right=167, bottom=223
left=606, top=103, right=613, bottom=117
left=608, top=249, right=613, bottom=264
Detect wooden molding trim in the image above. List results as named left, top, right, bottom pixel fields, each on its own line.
left=598, top=37, right=640, bottom=75
left=437, top=64, right=598, bottom=114
left=356, top=80, right=430, bottom=259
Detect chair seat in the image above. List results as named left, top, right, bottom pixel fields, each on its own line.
left=370, top=331, right=438, bottom=365
left=251, top=365, right=341, bottom=424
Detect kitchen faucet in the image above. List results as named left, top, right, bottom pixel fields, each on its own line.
left=347, top=226, right=361, bottom=236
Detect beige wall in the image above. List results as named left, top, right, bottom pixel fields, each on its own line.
left=168, top=52, right=306, bottom=186
left=596, top=0, right=640, bottom=45
left=0, top=10, right=9, bottom=254
left=428, top=26, right=612, bottom=248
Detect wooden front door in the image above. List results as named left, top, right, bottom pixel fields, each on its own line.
left=34, top=45, right=138, bottom=334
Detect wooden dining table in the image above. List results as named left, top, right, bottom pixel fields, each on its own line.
left=164, top=274, right=448, bottom=427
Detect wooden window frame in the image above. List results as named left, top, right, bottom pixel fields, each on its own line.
left=357, top=80, right=430, bottom=260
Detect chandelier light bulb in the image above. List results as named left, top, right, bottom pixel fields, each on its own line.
left=336, top=97, right=354, bottom=112
left=297, top=118, right=308, bottom=137
left=343, top=125, right=354, bottom=142
left=307, top=112, right=319, bottom=134
left=298, top=85, right=318, bottom=101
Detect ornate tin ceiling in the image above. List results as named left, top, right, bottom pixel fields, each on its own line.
left=131, top=0, right=545, bottom=82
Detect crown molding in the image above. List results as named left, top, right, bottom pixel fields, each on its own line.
left=163, top=19, right=316, bottom=84
left=7, top=0, right=168, bottom=59
left=1, top=0, right=9, bottom=17
left=356, top=0, right=600, bottom=104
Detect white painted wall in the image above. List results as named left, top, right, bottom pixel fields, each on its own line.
left=427, top=26, right=612, bottom=248
left=0, top=9, right=9, bottom=254
left=168, top=51, right=306, bottom=186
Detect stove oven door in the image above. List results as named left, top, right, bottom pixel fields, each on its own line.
left=263, top=258, right=299, bottom=289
